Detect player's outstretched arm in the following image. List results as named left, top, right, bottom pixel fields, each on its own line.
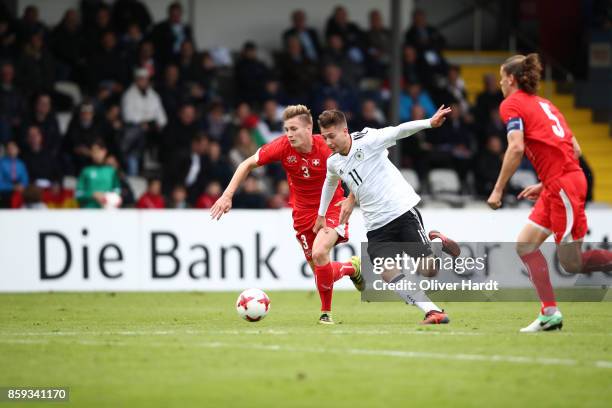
left=487, top=130, right=525, bottom=209
left=378, top=105, right=452, bottom=144
left=429, top=105, right=452, bottom=128
left=210, top=154, right=260, bottom=220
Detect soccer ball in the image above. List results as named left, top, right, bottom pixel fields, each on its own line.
left=236, top=288, right=270, bottom=322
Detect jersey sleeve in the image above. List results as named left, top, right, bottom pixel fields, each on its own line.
left=317, top=159, right=341, bottom=217
left=364, top=120, right=432, bottom=151
left=256, top=136, right=286, bottom=166
left=499, top=98, right=524, bottom=135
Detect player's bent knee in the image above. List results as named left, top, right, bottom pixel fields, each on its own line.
left=560, top=259, right=583, bottom=274
left=311, top=247, right=329, bottom=266
left=516, top=243, right=538, bottom=257
left=418, top=265, right=438, bottom=278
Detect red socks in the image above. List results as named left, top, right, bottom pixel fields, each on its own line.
left=520, top=250, right=556, bottom=312
left=581, top=249, right=612, bottom=273
left=314, top=261, right=355, bottom=312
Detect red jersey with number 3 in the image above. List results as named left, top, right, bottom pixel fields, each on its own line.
left=499, top=90, right=581, bottom=186
left=256, top=134, right=345, bottom=228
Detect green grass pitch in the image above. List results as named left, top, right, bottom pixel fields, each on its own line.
left=0, top=292, right=611, bottom=407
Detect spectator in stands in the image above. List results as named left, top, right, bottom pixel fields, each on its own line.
left=129, top=40, right=156, bottom=80
left=21, top=125, right=60, bottom=187
left=121, top=68, right=167, bottom=175
left=256, top=99, right=284, bottom=143
left=481, top=109, right=506, bottom=149
left=49, top=9, right=84, bottom=83
left=203, top=101, right=231, bottom=152
left=99, top=104, right=125, bottom=164
left=402, top=44, right=431, bottom=89
left=325, top=6, right=364, bottom=63
left=15, top=31, right=57, bottom=100
left=0, top=140, right=28, bottom=208
left=163, top=133, right=208, bottom=202
left=88, top=30, right=128, bottom=96
left=167, top=184, right=189, bottom=209
left=190, top=51, right=217, bottom=95
left=150, top=2, right=193, bottom=68
left=0, top=62, right=26, bottom=144
left=399, top=82, right=436, bottom=121
left=162, top=103, right=198, bottom=161
left=20, top=185, right=46, bottom=208
left=277, top=35, right=318, bottom=104
left=22, top=94, right=61, bottom=158
left=260, top=78, right=289, bottom=106
left=428, top=102, right=474, bottom=190
left=156, top=63, right=185, bottom=119
left=195, top=180, right=221, bottom=209
left=228, top=127, right=265, bottom=179
left=175, top=39, right=196, bottom=81
left=474, top=135, right=503, bottom=198
left=365, top=9, right=391, bottom=78
left=234, top=41, right=270, bottom=104
left=42, top=180, right=78, bottom=209
left=75, top=140, right=121, bottom=208
left=106, top=153, right=135, bottom=208
left=312, top=63, right=359, bottom=119
left=16, top=5, right=47, bottom=50
left=351, top=99, right=385, bottom=130
left=405, top=8, right=445, bottom=55
left=401, top=104, right=433, bottom=189
left=62, top=101, right=102, bottom=174
left=0, top=18, right=18, bottom=60
left=473, top=73, right=504, bottom=129
left=111, top=0, right=152, bottom=35
left=137, top=177, right=165, bottom=209
left=283, top=9, right=321, bottom=61
left=204, top=140, right=233, bottom=190
left=229, top=102, right=264, bottom=148
left=83, top=4, right=113, bottom=58
left=233, top=174, right=266, bottom=209
left=267, top=179, right=290, bottom=209
left=119, top=22, right=143, bottom=59
left=438, top=65, right=470, bottom=115
left=404, top=9, right=447, bottom=85
left=320, top=34, right=362, bottom=86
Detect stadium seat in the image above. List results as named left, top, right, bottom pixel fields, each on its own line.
left=127, top=176, right=147, bottom=199
left=54, top=81, right=82, bottom=107
left=57, top=112, right=72, bottom=136
left=428, top=169, right=461, bottom=194
left=509, top=169, right=538, bottom=190
left=63, top=176, right=77, bottom=190
left=400, top=168, right=420, bottom=193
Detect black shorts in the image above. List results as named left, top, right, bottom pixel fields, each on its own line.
left=366, top=208, right=432, bottom=264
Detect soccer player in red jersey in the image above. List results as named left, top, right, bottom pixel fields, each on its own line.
left=487, top=53, right=612, bottom=332
left=210, top=105, right=362, bottom=324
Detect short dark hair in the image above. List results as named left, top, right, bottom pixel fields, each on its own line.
left=317, top=110, right=347, bottom=129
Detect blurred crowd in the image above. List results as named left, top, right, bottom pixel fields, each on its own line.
left=0, top=1, right=593, bottom=209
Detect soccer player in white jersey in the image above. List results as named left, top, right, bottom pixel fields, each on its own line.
left=314, top=106, right=460, bottom=324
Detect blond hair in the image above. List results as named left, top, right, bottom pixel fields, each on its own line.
left=282, top=104, right=313, bottom=125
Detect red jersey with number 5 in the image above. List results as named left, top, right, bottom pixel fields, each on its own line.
left=499, top=90, right=581, bottom=186
left=256, top=134, right=344, bottom=227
